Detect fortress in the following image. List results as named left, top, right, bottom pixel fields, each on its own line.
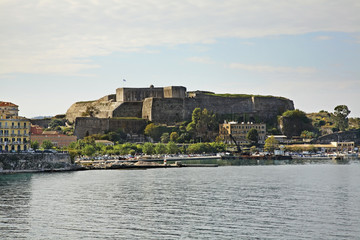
left=66, top=85, right=295, bottom=125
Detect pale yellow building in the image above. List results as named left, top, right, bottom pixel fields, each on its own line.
left=0, top=101, right=31, bottom=152
left=219, top=121, right=267, bottom=144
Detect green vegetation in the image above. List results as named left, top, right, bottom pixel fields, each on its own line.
left=41, top=140, right=54, bottom=149
left=155, top=143, right=167, bottom=154
left=144, top=123, right=172, bottom=142
left=333, top=105, right=351, bottom=131
left=30, top=140, right=39, bottom=150
left=81, top=105, right=99, bottom=117
left=186, top=108, right=218, bottom=142
left=142, top=142, right=155, bottom=155
left=264, top=136, right=279, bottom=153
left=307, top=105, right=359, bottom=134
left=49, top=119, right=64, bottom=129
left=280, top=109, right=313, bottom=137
left=246, top=128, right=259, bottom=145
left=300, top=130, right=317, bottom=139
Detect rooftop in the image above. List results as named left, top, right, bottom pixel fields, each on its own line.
left=0, top=101, right=18, bottom=107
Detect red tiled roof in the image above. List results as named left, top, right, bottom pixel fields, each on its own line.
left=0, top=101, right=18, bottom=107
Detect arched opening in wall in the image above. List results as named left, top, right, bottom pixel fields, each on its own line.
left=86, top=131, right=89, bottom=137
left=5, top=145, right=8, bottom=152
left=24, top=145, right=27, bottom=151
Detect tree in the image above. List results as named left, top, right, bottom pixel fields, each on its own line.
left=186, top=108, right=217, bottom=141
left=264, top=136, right=279, bottom=153
left=250, top=146, right=258, bottom=154
left=280, top=109, right=313, bottom=137
left=144, top=123, right=166, bottom=141
left=170, top=132, right=179, bottom=142
left=82, top=145, right=96, bottom=156
left=300, top=130, right=317, bottom=139
left=142, top=142, right=155, bottom=155
left=210, top=142, right=226, bottom=153
left=49, top=119, right=64, bottom=129
left=246, top=128, right=259, bottom=145
left=82, top=105, right=99, bottom=117
left=160, top=132, right=170, bottom=143
left=166, top=141, right=178, bottom=154
left=41, top=140, right=54, bottom=149
left=31, top=140, right=39, bottom=150
left=333, top=105, right=351, bottom=131
left=155, top=143, right=167, bottom=154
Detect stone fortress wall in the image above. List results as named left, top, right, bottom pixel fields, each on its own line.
left=74, top=117, right=147, bottom=139
left=66, top=85, right=295, bottom=137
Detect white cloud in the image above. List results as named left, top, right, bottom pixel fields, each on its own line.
left=228, top=63, right=317, bottom=74
left=0, top=0, right=359, bottom=75
left=187, top=57, right=214, bottom=64
left=315, top=35, right=332, bottom=41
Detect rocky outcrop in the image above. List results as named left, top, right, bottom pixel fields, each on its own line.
left=66, top=99, right=122, bottom=123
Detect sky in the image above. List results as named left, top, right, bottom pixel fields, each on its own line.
left=1, top=0, right=360, bottom=118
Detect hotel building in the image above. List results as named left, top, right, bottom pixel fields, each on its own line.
left=0, top=102, right=30, bottom=152
left=219, top=121, right=267, bottom=144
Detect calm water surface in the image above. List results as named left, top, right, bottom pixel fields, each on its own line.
left=1, top=164, right=360, bottom=239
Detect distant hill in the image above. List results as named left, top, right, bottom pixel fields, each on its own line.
left=31, top=116, right=54, bottom=119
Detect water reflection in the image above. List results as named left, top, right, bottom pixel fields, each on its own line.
left=0, top=174, right=33, bottom=239
left=1, top=165, right=360, bottom=239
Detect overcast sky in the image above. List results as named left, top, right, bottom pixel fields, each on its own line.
left=1, top=0, right=359, bottom=118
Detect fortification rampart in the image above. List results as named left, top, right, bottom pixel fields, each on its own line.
left=313, top=130, right=360, bottom=144
left=66, top=100, right=122, bottom=123
left=116, top=87, right=164, bottom=102
left=142, top=93, right=294, bottom=124
left=112, top=102, right=143, bottom=118
left=66, top=85, right=295, bottom=131
left=74, top=117, right=147, bottom=139
left=30, top=119, right=52, bottom=128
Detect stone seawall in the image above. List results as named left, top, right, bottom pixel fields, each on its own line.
left=0, top=153, right=73, bottom=173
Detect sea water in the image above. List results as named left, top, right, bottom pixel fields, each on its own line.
left=1, top=164, right=360, bottom=239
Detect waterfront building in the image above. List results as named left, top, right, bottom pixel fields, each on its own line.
left=266, top=135, right=293, bottom=144
left=0, top=101, right=31, bottom=152
left=286, top=142, right=355, bottom=153
left=219, top=121, right=267, bottom=144
left=30, top=132, right=77, bottom=148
